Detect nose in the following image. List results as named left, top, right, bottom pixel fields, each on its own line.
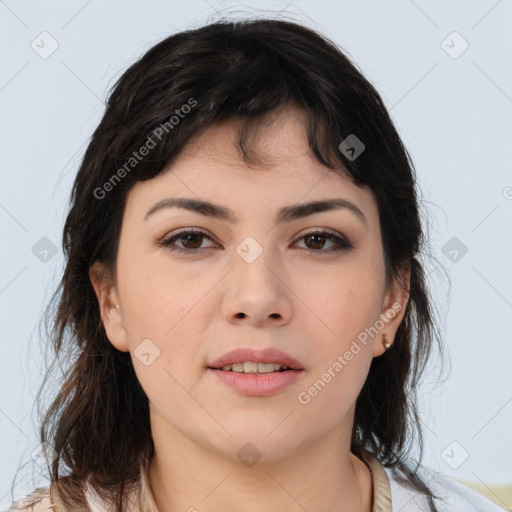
left=221, top=245, right=293, bottom=328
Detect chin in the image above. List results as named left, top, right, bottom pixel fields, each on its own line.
left=212, top=425, right=302, bottom=459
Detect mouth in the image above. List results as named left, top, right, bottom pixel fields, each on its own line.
left=207, top=347, right=304, bottom=373
left=206, top=348, right=304, bottom=396
left=207, top=362, right=298, bottom=374
left=207, top=363, right=304, bottom=397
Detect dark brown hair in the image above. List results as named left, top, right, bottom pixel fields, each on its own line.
left=12, top=17, right=448, bottom=511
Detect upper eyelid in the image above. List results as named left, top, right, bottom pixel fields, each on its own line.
left=162, top=227, right=216, bottom=243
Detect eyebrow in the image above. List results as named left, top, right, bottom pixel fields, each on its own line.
left=144, top=197, right=367, bottom=226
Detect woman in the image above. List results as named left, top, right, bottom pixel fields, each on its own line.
left=8, top=18, right=504, bottom=512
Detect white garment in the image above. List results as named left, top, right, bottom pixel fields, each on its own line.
left=383, top=466, right=507, bottom=511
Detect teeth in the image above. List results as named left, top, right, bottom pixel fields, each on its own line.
left=219, top=362, right=289, bottom=373
left=253, top=362, right=275, bottom=373
left=244, top=361, right=258, bottom=373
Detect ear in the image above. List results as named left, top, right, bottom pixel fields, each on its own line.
left=89, top=261, right=130, bottom=352
left=372, top=263, right=411, bottom=358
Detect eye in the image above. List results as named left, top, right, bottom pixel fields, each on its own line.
left=159, top=229, right=217, bottom=253
left=294, top=230, right=353, bottom=255
left=158, top=228, right=353, bottom=255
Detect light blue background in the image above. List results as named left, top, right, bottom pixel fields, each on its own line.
left=1, top=0, right=511, bottom=508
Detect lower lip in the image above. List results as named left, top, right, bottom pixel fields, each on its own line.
left=208, top=368, right=304, bottom=396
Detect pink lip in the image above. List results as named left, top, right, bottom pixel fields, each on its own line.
left=207, top=347, right=304, bottom=370
left=208, top=368, right=304, bottom=397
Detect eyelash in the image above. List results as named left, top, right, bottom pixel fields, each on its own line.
left=158, top=228, right=353, bottom=255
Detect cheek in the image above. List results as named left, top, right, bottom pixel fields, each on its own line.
left=294, top=265, right=384, bottom=351
left=118, top=248, right=206, bottom=336
left=294, top=358, right=372, bottom=443
left=300, top=266, right=383, bottom=411
left=128, top=310, right=206, bottom=416
left=116, top=270, right=209, bottom=401
left=297, top=339, right=374, bottom=419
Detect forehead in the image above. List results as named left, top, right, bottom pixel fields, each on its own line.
left=182, top=105, right=312, bottom=168
left=165, top=106, right=355, bottom=192
left=124, top=105, right=380, bottom=230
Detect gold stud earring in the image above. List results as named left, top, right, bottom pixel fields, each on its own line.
left=383, top=335, right=391, bottom=350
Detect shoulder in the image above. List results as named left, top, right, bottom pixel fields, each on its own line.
left=383, top=465, right=507, bottom=512
left=5, top=487, right=54, bottom=511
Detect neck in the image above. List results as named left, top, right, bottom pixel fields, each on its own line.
left=147, top=419, right=373, bottom=512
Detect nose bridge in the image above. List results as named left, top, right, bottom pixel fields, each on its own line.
left=232, top=233, right=280, bottom=290
left=235, top=234, right=267, bottom=266
left=222, top=233, right=293, bottom=324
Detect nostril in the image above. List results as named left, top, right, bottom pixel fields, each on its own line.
left=236, top=312, right=246, bottom=318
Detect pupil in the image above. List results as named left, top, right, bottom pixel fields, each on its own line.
left=182, top=234, right=202, bottom=249
left=306, top=234, right=324, bottom=249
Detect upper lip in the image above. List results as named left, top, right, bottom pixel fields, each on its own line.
left=208, top=347, right=304, bottom=370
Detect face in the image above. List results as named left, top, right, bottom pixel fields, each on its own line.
left=91, top=105, right=409, bottom=462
